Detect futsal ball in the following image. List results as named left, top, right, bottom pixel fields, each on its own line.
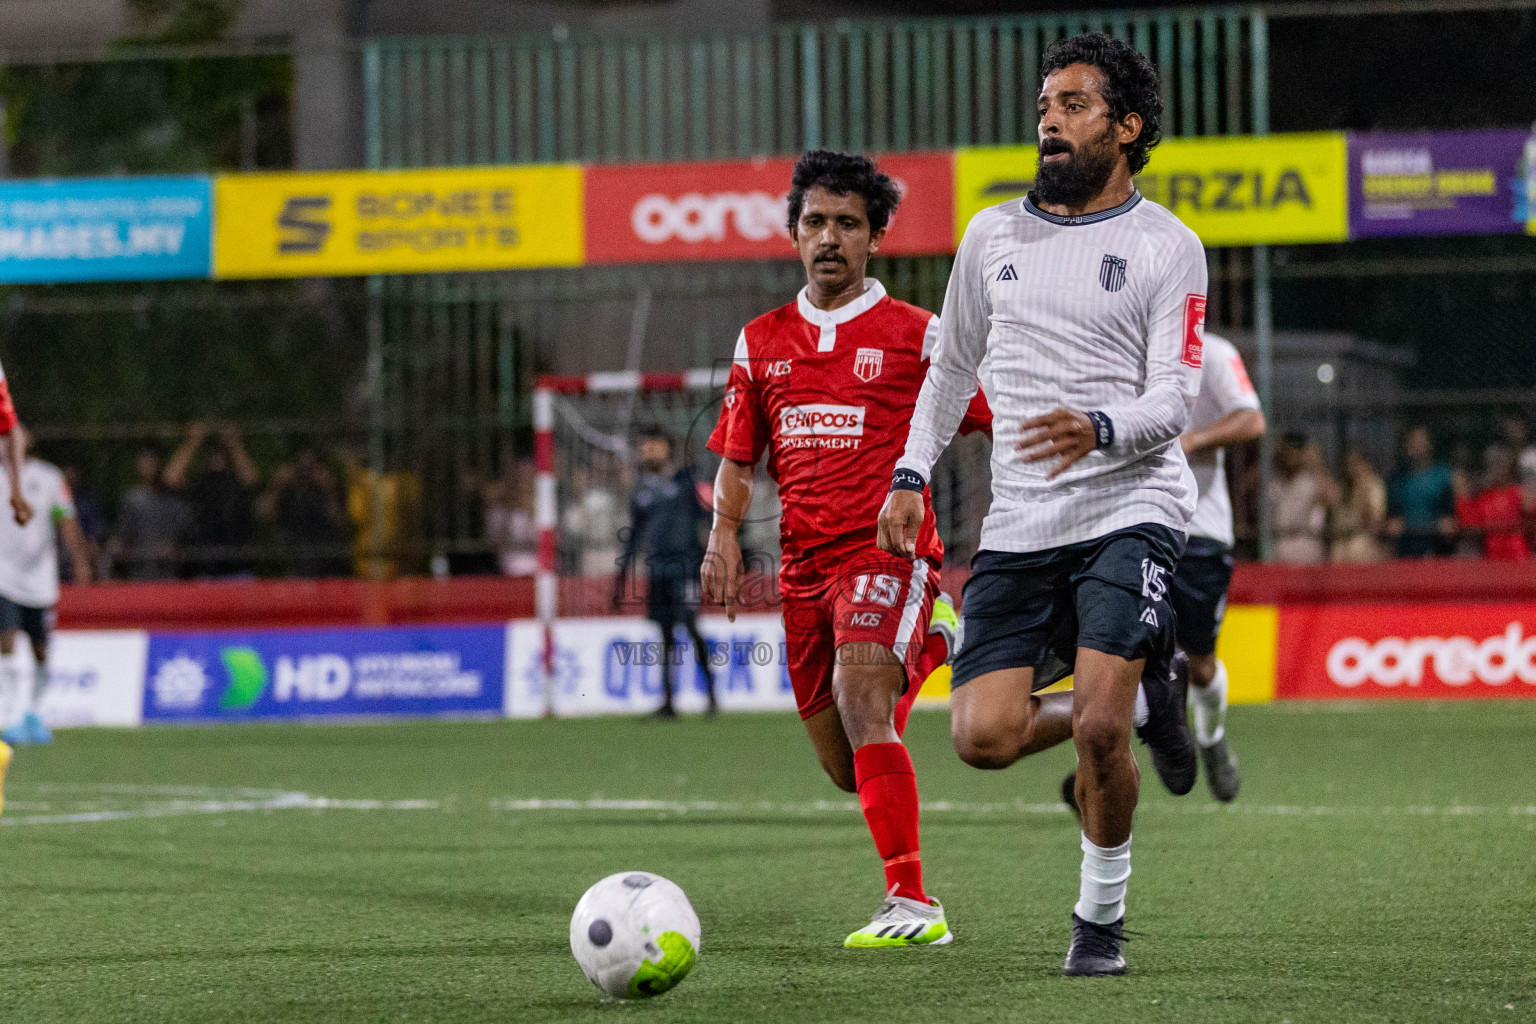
left=569, top=871, right=701, bottom=999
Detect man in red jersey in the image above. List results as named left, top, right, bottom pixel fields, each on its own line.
left=0, top=361, right=31, bottom=528
left=0, top=357, right=34, bottom=818
left=703, top=151, right=989, bottom=948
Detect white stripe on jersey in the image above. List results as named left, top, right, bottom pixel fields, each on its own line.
left=1186, top=333, right=1263, bottom=546
left=895, top=558, right=930, bottom=653
left=732, top=328, right=752, bottom=379
left=898, top=190, right=1208, bottom=553
left=920, top=313, right=941, bottom=360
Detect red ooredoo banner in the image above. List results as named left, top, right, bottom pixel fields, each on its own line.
left=1276, top=602, right=1536, bottom=699
left=583, top=153, right=954, bottom=265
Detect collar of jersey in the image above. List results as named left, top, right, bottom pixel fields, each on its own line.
left=1022, top=189, right=1142, bottom=226
left=796, top=278, right=887, bottom=330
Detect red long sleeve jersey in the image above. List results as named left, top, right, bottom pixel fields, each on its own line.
left=0, top=360, right=17, bottom=434
left=708, top=280, right=991, bottom=598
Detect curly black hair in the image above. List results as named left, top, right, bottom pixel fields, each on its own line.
left=785, top=150, right=902, bottom=236
left=1039, top=33, right=1163, bottom=175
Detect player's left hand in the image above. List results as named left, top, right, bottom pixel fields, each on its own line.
left=1017, top=408, right=1096, bottom=479
left=10, top=494, right=32, bottom=526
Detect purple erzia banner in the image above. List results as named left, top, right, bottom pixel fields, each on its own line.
left=1349, top=128, right=1535, bottom=238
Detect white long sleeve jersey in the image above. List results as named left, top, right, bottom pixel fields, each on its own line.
left=897, top=191, right=1208, bottom=553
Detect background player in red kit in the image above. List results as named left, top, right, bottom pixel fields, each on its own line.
left=0, top=357, right=34, bottom=818
left=703, top=151, right=989, bottom=948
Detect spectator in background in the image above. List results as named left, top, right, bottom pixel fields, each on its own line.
left=1455, top=445, right=1530, bottom=561
left=1498, top=415, right=1536, bottom=489
left=1270, top=433, right=1334, bottom=564
left=258, top=448, right=350, bottom=577
left=341, top=444, right=423, bottom=581
left=164, top=422, right=260, bottom=578
left=563, top=466, right=623, bottom=577
left=110, top=449, right=189, bottom=580
left=445, top=471, right=499, bottom=576
left=1386, top=426, right=1456, bottom=558
left=1329, top=449, right=1388, bottom=563
left=485, top=461, right=538, bottom=578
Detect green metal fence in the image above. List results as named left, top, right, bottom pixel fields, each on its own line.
left=363, top=8, right=1264, bottom=167
left=358, top=8, right=1269, bottom=567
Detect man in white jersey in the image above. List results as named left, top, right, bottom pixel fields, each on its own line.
left=1061, top=332, right=1264, bottom=810
left=879, top=33, right=1203, bottom=976
left=0, top=427, right=93, bottom=746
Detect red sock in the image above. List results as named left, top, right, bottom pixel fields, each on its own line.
left=894, top=631, right=949, bottom=736
left=853, top=741, right=927, bottom=903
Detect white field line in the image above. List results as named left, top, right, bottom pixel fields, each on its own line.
left=5, top=785, right=1531, bottom=827
left=490, top=797, right=1536, bottom=818
left=1, top=785, right=440, bottom=827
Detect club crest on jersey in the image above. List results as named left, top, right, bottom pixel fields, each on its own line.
left=1099, top=254, right=1127, bottom=292
left=996, top=264, right=1018, bottom=282
left=853, top=347, right=883, bottom=382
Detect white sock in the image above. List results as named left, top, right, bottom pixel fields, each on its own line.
left=1132, top=683, right=1149, bottom=728
left=0, top=659, right=17, bottom=728
left=1075, top=832, right=1132, bottom=925
left=1189, top=660, right=1228, bottom=747
left=28, top=659, right=48, bottom=714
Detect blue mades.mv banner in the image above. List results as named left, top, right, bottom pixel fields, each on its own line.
left=0, top=176, right=211, bottom=283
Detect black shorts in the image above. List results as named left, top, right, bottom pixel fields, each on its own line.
left=0, top=597, right=54, bottom=653
left=647, top=572, right=700, bottom=630
left=1169, top=537, right=1235, bottom=657
left=951, top=524, right=1184, bottom=691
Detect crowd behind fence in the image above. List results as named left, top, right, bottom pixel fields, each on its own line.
left=35, top=404, right=1536, bottom=588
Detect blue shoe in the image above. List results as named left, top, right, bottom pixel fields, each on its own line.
left=1, top=724, right=27, bottom=746
left=23, top=712, right=50, bottom=745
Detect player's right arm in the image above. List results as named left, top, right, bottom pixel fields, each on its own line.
left=703, top=330, right=770, bottom=621
left=0, top=364, right=31, bottom=526
left=880, top=213, right=995, bottom=558
left=53, top=474, right=92, bottom=585
left=1182, top=340, right=1265, bottom=454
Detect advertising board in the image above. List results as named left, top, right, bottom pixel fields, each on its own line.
left=1277, top=603, right=1536, bottom=700
left=584, top=153, right=953, bottom=264
left=0, top=176, right=210, bottom=284
left=1349, top=129, right=1533, bottom=238
left=955, top=134, right=1350, bottom=246
left=505, top=615, right=798, bottom=718
left=142, top=624, right=506, bottom=722
left=213, top=166, right=584, bottom=278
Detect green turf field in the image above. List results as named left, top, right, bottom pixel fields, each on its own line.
left=2, top=702, right=1533, bottom=1023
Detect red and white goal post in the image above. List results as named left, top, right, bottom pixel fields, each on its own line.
left=533, top=368, right=778, bottom=711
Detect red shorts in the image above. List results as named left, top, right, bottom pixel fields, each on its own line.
left=780, top=549, right=941, bottom=721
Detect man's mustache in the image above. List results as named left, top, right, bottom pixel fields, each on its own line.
left=814, top=251, right=846, bottom=264
left=1040, top=138, right=1075, bottom=157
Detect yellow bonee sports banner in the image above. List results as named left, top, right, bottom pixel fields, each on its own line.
left=955, top=133, right=1349, bottom=247
left=213, top=165, right=585, bottom=278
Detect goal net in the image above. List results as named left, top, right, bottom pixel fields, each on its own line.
left=530, top=369, right=993, bottom=708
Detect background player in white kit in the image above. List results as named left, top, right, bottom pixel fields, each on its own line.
left=0, top=426, right=93, bottom=746
left=1163, top=333, right=1264, bottom=798
left=1060, top=333, right=1264, bottom=808
left=880, top=33, right=1204, bottom=976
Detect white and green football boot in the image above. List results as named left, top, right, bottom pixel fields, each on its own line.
left=844, top=893, right=953, bottom=948
left=929, top=591, right=961, bottom=662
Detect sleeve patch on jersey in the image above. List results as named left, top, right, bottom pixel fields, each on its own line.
left=1230, top=353, right=1255, bottom=394
left=1181, top=294, right=1206, bottom=369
